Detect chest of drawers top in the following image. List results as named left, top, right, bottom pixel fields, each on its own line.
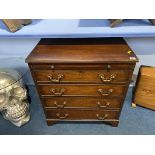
left=26, top=38, right=138, bottom=64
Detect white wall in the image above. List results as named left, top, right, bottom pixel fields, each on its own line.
left=0, top=38, right=155, bottom=84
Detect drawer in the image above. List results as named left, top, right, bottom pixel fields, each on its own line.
left=32, top=69, right=132, bottom=84
left=30, top=63, right=135, bottom=70
left=37, top=84, right=127, bottom=97
left=45, top=109, right=120, bottom=120
left=42, top=97, right=122, bottom=109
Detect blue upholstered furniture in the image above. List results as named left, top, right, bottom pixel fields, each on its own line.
left=0, top=19, right=155, bottom=38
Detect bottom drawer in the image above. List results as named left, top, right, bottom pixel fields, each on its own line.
left=45, top=109, right=120, bottom=120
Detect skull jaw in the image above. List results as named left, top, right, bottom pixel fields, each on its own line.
left=3, top=111, right=30, bottom=127
left=11, top=113, right=30, bottom=127
left=2, top=100, right=30, bottom=127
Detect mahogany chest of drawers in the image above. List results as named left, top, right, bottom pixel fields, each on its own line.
left=26, top=38, right=138, bottom=127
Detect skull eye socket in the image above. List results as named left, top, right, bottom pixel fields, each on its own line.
left=0, top=94, right=6, bottom=103
left=0, top=93, right=8, bottom=109
left=12, top=87, right=26, bottom=99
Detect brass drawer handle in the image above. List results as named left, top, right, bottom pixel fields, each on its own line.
left=99, top=74, right=115, bottom=83
left=54, top=101, right=66, bottom=108
left=98, top=89, right=113, bottom=96
left=50, top=88, right=65, bottom=96
left=56, top=113, right=68, bottom=119
left=96, top=114, right=108, bottom=120
left=97, top=101, right=110, bottom=108
left=48, top=74, right=64, bottom=82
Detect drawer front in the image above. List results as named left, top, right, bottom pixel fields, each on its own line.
left=30, top=63, right=134, bottom=70
left=45, top=109, right=119, bottom=120
left=32, top=69, right=132, bottom=84
left=38, top=84, right=126, bottom=97
left=42, top=97, right=122, bottom=109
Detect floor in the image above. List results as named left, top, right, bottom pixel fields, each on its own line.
left=0, top=85, right=155, bottom=135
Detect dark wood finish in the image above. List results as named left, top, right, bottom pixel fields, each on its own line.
left=37, top=84, right=127, bottom=97
left=46, top=119, right=119, bottom=127
left=45, top=109, right=119, bottom=120
left=26, top=44, right=137, bottom=63
left=109, top=121, right=119, bottom=127
left=42, top=97, right=123, bottom=109
left=26, top=38, right=138, bottom=64
left=32, top=69, right=133, bottom=84
left=30, top=63, right=135, bottom=70
left=26, top=38, right=138, bottom=127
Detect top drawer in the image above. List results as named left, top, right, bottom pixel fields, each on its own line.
left=32, top=69, right=133, bottom=84
left=30, top=63, right=134, bottom=84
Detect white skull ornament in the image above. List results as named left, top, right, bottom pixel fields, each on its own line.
left=0, top=70, right=30, bottom=127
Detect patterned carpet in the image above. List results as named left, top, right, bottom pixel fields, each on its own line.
left=0, top=85, right=155, bottom=135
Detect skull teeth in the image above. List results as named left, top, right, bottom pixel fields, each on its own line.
left=6, top=103, right=28, bottom=119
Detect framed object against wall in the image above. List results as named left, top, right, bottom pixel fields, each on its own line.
left=2, top=19, right=32, bottom=32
